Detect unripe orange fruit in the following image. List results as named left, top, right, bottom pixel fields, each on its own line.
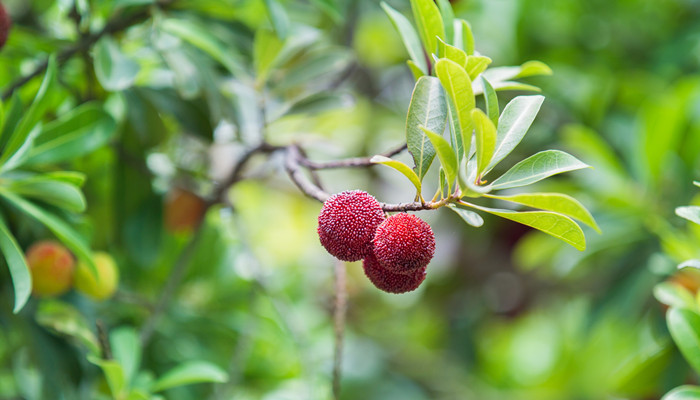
left=25, top=241, right=75, bottom=297
left=74, top=252, right=119, bottom=301
left=164, top=188, right=207, bottom=233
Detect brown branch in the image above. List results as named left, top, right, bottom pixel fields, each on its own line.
left=332, top=259, right=347, bottom=400
left=300, top=143, right=407, bottom=170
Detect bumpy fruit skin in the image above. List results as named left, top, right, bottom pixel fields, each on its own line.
left=373, top=213, right=435, bottom=274
left=25, top=241, right=75, bottom=297
left=74, top=252, right=119, bottom=301
left=0, top=2, right=10, bottom=50
left=317, top=190, right=385, bottom=261
left=164, top=188, right=207, bottom=233
left=363, top=254, right=426, bottom=294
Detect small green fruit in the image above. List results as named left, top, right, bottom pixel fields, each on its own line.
left=25, top=240, right=75, bottom=297
left=74, top=252, right=119, bottom=301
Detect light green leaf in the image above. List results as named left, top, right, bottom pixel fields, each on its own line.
left=668, top=307, right=700, bottom=375
left=88, top=356, right=127, bottom=398
left=491, top=150, right=590, bottom=190
left=94, top=36, right=140, bottom=91
left=437, top=37, right=466, bottom=67
left=0, top=214, right=31, bottom=314
left=111, top=327, right=141, bottom=387
left=458, top=19, right=474, bottom=55
left=486, top=95, right=544, bottom=173
left=0, top=56, right=57, bottom=166
left=694, top=181, right=700, bottom=188
left=407, top=60, right=425, bottom=80
left=465, top=55, right=491, bottom=80
left=262, top=0, right=289, bottom=39
left=487, top=192, right=600, bottom=232
left=439, top=167, right=446, bottom=198
left=381, top=2, right=428, bottom=75
left=662, top=385, right=700, bottom=400
left=421, top=126, right=457, bottom=190
left=447, top=204, right=483, bottom=227
left=462, top=202, right=586, bottom=250
left=150, top=361, right=228, bottom=392
left=254, top=28, right=284, bottom=86
left=482, top=60, right=553, bottom=83
left=284, top=92, right=347, bottom=116
left=680, top=260, right=700, bottom=270
left=36, top=300, right=100, bottom=355
left=436, top=0, right=454, bottom=46
left=8, top=179, right=86, bottom=213
left=0, top=92, right=23, bottom=151
left=0, top=191, right=96, bottom=275
left=371, top=155, right=422, bottom=196
left=436, top=59, right=474, bottom=161
left=406, top=76, right=448, bottom=181
left=482, top=77, right=499, bottom=126
left=410, top=0, right=445, bottom=55
left=654, top=283, right=696, bottom=310
left=308, top=0, right=342, bottom=22
left=472, top=109, right=496, bottom=178
left=40, top=171, right=87, bottom=187
left=677, top=206, right=700, bottom=226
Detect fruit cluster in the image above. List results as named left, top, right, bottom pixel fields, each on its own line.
left=24, top=241, right=119, bottom=301
left=317, top=190, right=435, bottom=293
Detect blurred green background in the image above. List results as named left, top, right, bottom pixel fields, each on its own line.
left=1, top=0, right=700, bottom=399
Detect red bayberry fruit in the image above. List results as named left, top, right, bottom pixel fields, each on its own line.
left=363, top=253, right=426, bottom=294
left=317, top=190, right=385, bottom=261
left=372, top=213, right=435, bottom=274
left=0, top=2, right=10, bottom=50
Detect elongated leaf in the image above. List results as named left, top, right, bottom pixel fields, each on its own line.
left=654, top=282, right=696, bottom=310
left=0, top=214, right=31, bottom=313
left=491, top=150, right=590, bottom=189
left=421, top=126, right=457, bottom=190
left=42, top=171, right=86, bottom=187
left=88, top=356, right=126, bottom=398
left=382, top=2, right=427, bottom=75
left=263, top=0, right=289, bottom=39
left=94, top=36, right=139, bottom=91
left=485, top=95, right=544, bottom=173
left=436, top=59, right=474, bottom=161
left=463, top=202, right=586, bottom=250
left=437, top=37, right=466, bottom=67
left=406, top=76, right=448, bottom=181
left=465, top=55, right=491, bottom=80
left=488, top=192, right=600, bottom=232
left=459, top=19, right=474, bottom=55
left=662, top=385, right=700, bottom=400
left=679, top=260, right=700, bottom=270
left=110, top=327, right=141, bottom=387
left=0, top=92, right=23, bottom=150
left=436, top=0, right=454, bottom=46
left=472, top=109, right=496, bottom=178
left=9, top=179, right=86, bottom=213
left=482, top=77, right=499, bottom=126
left=447, top=204, right=483, bottom=227
left=253, top=28, right=284, bottom=85
left=0, top=56, right=57, bottom=166
left=407, top=60, right=425, bottom=80
left=677, top=206, right=700, bottom=226
left=482, top=60, right=553, bottom=83
left=410, top=0, right=445, bottom=55
left=36, top=300, right=100, bottom=355
left=151, top=361, right=228, bottom=392
left=694, top=181, right=700, bottom=188
left=371, top=155, right=422, bottom=195
left=668, top=307, right=700, bottom=375
left=0, top=191, right=95, bottom=274
left=1, top=124, right=41, bottom=172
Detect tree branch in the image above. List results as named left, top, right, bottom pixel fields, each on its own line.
left=300, top=143, right=407, bottom=170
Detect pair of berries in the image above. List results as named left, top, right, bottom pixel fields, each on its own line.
left=317, top=190, right=435, bottom=293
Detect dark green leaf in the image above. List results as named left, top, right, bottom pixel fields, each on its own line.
left=406, top=76, right=448, bottom=181
left=36, top=300, right=100, bottom=355
left=0, top=214, right=31, bottom=313
left=491, top=150, right=590, bottom=190
left=382, top=2, right=428, bottom=75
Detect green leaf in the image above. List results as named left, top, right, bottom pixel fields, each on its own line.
left=382, top=2, right=428, bottom=75
left=308, top=0, right=342, bottom=22
left=662, top=386, right=700, bottom=400
left=482, top=77, right=499, bottom=126
left=668, top=307, right=700, bottom=375
left=436, top=59, right=474, bottom=161
left=0, top=92, right=23, bottom=151
left=409, top=0, right=445, bottom=55
left=262, top=0, right=289, bottom=39
left=88, top=356, right=127, bottom=398
left=8, top=179, right=86, bottom=213
left=0, top=190, right=95, bottom=274
left=110, top=327, right=141, bottom=387
left=41, top=171, right=87, bottom=187
left=406, top=76, right=448, bottom=181
left=284, top=92, right=347, bottom=116
left=491, top=150, right=590, bottom=190
left=421, top=126, right=457, bottom=191
left=437, top=37, right=466, bottom=67
left=371, top=155, right=422, bottom=196
left=0, top=56, right=57, bottom=167
left=0, top=214, right=31, bottom=313
left=694, top=181, right=700, bottom=188
left=458, top=19, right=474, bottom=55
left=436, top=0, right=454, bottom=46
left=482, top=60, right=553, bottom=83
left=485, top=95, right=544, bottom=173
left=462, top=202, right=586, bottom=250
left=465, top=55, right=491, bottom=80
left=447, top=204, right=483, bottom=227
left=677, top=206, right=700, bottom=226
left=94, top=36, right=140, bottom=91
left=407, top=60, right=425, bottom=80
left=24, top=102, right=116, bottom=165
left=253, top=28, right=284, bottom=85
left=150, top=361, right=228, bottom=392
left=487, top=192, right=600, bottom=232
left=472, top=109, right=496, bottom=178
left=654, top=282, right=696, bottom=310
left=36, top=300, right=100, bottom=355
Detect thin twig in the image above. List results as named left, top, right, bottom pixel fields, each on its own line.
left=300, top=143, right=407, bottom=170
left=332, top=259, right=347, bottom=400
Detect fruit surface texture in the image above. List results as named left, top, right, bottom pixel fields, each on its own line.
left=363, top=253, right=426, bottom=294
left=26, top=241, right=75, bottom=297
left=373, top=213, right=435, bottom=274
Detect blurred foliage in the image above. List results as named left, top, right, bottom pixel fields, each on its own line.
left=0, top=0, right=699, bottom=399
